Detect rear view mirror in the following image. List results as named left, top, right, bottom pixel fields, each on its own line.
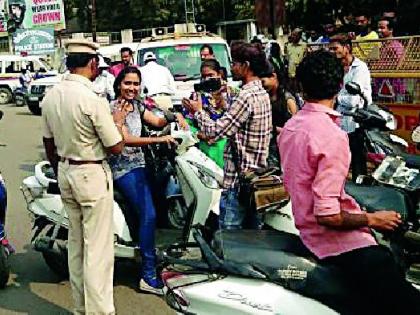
left=345, top=82, right=361, bottom=95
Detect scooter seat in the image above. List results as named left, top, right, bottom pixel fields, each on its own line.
left=399, top=153, right=420, bottom=169
left=212, top=229, right=352, bottom=312
left=344, top=182, right=411, bottom=220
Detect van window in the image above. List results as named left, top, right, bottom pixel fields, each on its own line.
left=4, top=61, right=21, bottom=73
left=138, top=43, right=231, bottom=81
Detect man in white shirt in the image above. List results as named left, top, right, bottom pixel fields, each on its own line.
left=93, top=56, right=115, bottom=101
left=329, top=34, right=372, bottom=181
left=140, top=52, right=176, bottom=110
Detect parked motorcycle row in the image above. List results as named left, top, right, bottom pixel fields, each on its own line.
left=0, top=83, right=417, bottom=314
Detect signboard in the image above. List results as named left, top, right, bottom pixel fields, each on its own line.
left=8, top=0, right=66, bottom=31
left=0, top=0, right=7, bottom=35
left=13, top=28, right=54, bottom=55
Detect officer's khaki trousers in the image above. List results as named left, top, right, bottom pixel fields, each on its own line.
left=58, top=161, right=115, bottom=315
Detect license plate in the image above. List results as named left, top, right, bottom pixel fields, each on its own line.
left=29, top=96, right=38, bottom=101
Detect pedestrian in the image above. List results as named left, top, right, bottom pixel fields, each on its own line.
left=41, top=39, right=126, bottom=315
left=306, top=26, right=323, bottom=50
left=279, top=50, right=420, bottom=315
left=268, top=41, right=286, bottom=74
left=260, top=61, right=297, bottom=168
left=285, top=28, right=307, bottom=94
left=140, top=51, right=176, bottom=110
left=93, top=55, right=115, bottom=101
left=182, top=42, right=272, bottom=230
left=108, top=66, right=181, bottom=295
left=353, top=11, right=380, bottom=57
left=329, top=34, right=372, bottom=181
left=109, top=47, right=137, bottom=78
left=200, top=44, right=215, bottom=60
left=19, top=67, right=32, bottom=92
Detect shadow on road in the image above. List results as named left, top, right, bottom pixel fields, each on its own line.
left=15, top=111, right=35, bottom=117
left=0, top=246, right=71, bottom=314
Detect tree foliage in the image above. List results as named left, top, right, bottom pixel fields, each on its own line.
left=64, top=0, right=418, bottom=35
left=64, top=0, right=255, bottom=33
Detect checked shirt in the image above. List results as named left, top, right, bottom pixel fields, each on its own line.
left=195, top=80, right=272, bottom=189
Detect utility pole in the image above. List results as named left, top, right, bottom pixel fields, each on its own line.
left=91, top=0, right=97, bottom=42
left=184, top=0, right=196, bottom=24
left=270, top=0, right=276, bottom=39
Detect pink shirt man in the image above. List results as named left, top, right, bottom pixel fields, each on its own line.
left=278, top=102, right=376, bottom=259
left=109, top=63, right=138, bottom=78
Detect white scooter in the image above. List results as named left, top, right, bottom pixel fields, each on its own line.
left=20, top=123, right=223, bottom=277
left=159, top=85, right=420, bottom=315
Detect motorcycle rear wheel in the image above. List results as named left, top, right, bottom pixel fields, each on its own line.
left=42, top=248, right=69, bottom=279
left=0, top=244, right=10, bottom=288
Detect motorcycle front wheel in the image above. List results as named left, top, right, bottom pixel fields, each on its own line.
left=0, top=244, right=10, bottom=288
left=40, top=226, right=69, bottom=279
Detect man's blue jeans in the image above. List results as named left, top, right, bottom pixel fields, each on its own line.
left=114, top=167, right=157, bottom=279
left=219, top=186, right=261, bottom=230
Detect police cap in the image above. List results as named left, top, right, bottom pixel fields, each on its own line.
left=65, top=39, right=99, bottom=55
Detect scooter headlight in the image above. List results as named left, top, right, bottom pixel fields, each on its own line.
left=385, top=115, right=397, bottom=131
left=378, top=108, right=397, bottom=130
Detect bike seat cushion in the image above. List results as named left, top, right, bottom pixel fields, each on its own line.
left=399, top=153, right=420, bottom=169
left=212, top=229, right=352, bottom=311
left=344, top=182, right=410, bottom=220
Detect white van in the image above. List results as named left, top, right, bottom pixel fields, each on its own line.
left=0, top=55, right=57, bottom=104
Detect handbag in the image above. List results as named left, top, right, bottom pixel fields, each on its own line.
left=231, top=142, right=289, bottom=212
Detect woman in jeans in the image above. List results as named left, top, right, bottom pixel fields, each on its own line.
left=108, top=66, right=183, bottom=294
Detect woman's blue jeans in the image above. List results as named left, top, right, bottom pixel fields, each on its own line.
left=114, top=167, right=157, bottom=279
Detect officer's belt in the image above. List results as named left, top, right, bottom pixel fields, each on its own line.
left=59, top=157, right=103, bottom=165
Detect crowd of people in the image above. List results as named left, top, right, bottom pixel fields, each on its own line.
left=40, top=20, right=419, bottom=313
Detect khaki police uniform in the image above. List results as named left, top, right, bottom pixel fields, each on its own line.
left=41, top=40, right=122, bottom=315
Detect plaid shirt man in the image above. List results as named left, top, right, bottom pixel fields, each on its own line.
left=195, top=80, right=272, bottom=189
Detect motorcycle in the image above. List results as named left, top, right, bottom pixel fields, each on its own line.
left=13, top=86, right=27, bottom=107
left=0, top=110, right=13, bottom=288
left=20, top=122, right=224, bottom=277
left=342, top=82, right=408, bottom=169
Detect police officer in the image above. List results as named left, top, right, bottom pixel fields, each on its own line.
left=41, top=39, right=126, bottom=315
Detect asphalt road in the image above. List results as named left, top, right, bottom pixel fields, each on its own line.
left=0, top=105, right=174, bottom=315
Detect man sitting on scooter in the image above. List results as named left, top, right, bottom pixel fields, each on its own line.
left=278, top=50, right=420, bottom=315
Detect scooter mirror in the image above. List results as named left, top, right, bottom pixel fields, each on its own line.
left=345, top=82, right=361, bottom=95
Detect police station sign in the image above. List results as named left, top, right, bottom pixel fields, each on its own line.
left=13, top=28, right=55, bottom=55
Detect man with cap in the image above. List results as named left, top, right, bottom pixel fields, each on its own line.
left=41, top=39, right=127, bottom=315
left=93, top=55, right=115, bottom=101
left=140, top=51, right=176, bottom=110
